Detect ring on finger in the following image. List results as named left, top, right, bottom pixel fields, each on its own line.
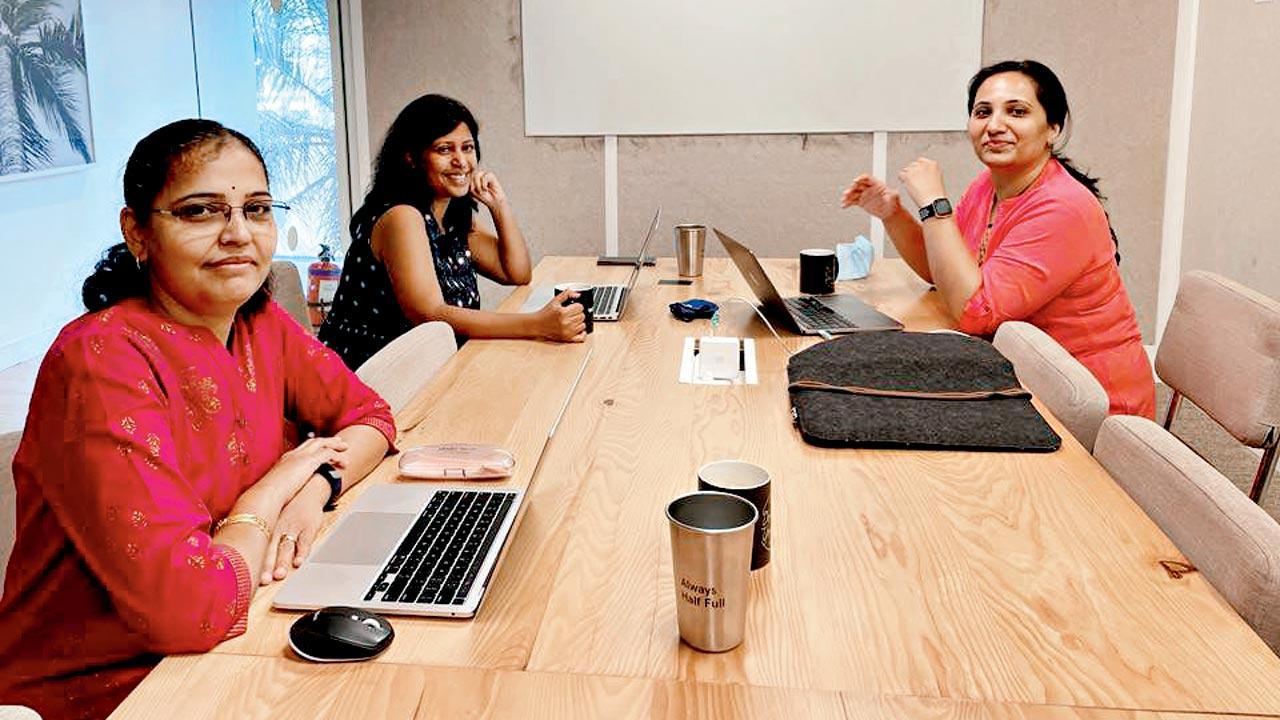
left=278, top=533, right=298, bottom=547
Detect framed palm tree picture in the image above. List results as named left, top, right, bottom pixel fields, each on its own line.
left=0, top=0, right=94, bottom=179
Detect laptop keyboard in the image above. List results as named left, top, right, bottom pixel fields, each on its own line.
left=785, top=296, right=856, bottom=330
left=595, top=285, right=623, bottom=316
left=364, top=489, right=517, bottom=606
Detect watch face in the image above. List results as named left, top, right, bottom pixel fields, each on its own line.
left=933, top=198, right=953, bottom=216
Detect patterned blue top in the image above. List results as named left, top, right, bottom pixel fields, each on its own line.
left=319, top=204, right=480, bottom=369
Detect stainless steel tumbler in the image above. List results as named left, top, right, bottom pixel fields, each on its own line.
left=674, top=224, right=706, bottom=277
left=666, top=491, right=757, bottom=652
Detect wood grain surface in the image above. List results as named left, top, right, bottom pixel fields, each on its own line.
left=109, top=655, right=1276, bottom=720
left=114, top=257, right=1280, bottom=717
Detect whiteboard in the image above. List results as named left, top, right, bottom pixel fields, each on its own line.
left=521, top=0, right=984, bottom=136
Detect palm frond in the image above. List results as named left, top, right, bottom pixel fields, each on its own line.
left=12, top=66, right=50, bottom=170
left=68, top=3, right=83, bottom=57
left=4, top=0, right=57, bottom=37
left=18, top=41, right=82, bottom=141
left=0, top=3, right=92, bottom=169
left=35, top=18, right=85, bottom=71
left=250, top=0, right=343, bottom=254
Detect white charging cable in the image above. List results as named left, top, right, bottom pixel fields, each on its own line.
left=711, top=296, right=801, bottom=356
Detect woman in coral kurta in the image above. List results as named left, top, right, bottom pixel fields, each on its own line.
left=841, top=60, right=1154, bottom=417
left=0, top=120, right=395, bottom=720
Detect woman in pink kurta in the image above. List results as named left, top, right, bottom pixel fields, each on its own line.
left=842, top=60, right=1155, bottom=418
left=0, top=120, right=395, bottom=720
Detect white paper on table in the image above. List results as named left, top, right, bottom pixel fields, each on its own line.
left=679, top=336, right=758, bottom=385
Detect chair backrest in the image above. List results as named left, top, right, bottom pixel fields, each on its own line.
left=1156, top=270, right=1280, bottom=448
left=269, top=261, right=312, bottom=333
left=355, top=322, right=458, bottom=414
left=993, top=321, right=1109, bottom=451
left=0, top=430, right=25, bottom=591
left=1095, top=414, right=1280, bottom=654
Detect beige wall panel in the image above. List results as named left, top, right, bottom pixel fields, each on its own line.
left=362, top=0, right=1178, bottom=329
left=982, top=0, right=1178, bottom=339
left=362, top=0, right=605, bottom=305
left=616, top=134, right=873, bottom=260
left=1182, top=1, right=1280, bottom=299
left=883, top=131, right=984, bottom=259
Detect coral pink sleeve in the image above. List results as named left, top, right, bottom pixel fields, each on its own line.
left=28, top=329, right=252, bottom=653
left=272, top=304, right=397, bottom=446
left=956, top=200, right=1093, bottom=336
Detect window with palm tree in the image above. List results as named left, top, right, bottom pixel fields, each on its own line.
left=0, top=0, right=93, bottom=178
left=251, top=0, right=342, bottom=260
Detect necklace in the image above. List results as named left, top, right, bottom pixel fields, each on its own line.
left=979, top=164, right=1047, bottom=265
left=979, top=196, right=997, bottom=265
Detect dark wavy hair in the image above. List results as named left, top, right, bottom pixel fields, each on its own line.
left=350, top=93, right=480, bottom=238
left=967, top=60, right=1120, bottom=262
left=82, top=119, right=274, bottom=312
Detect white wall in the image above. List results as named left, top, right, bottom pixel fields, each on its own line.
left=0, top=1, right=198, bottom=367
left=0, top=0, right=259, bottom=369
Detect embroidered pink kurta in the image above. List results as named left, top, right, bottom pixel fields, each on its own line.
left=953, top=158, right=1155, bottom=418
left=0, top=299, right=395, bottom=720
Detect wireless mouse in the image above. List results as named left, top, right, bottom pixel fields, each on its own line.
left=288, top=606, right=394, bottom=663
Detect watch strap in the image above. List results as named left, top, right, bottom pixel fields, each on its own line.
left=316, top=463, right=342, bottom=512
left=918, top=198, right=953, bottom=222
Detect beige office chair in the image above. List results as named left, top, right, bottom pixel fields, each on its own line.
left=1095, top=414, right=1280, bottom=654
left=1155, top=271, right=1280, bottom=502
left=992, top=321, right=1109, bottom=451
left=1, top=430, right=24, bottom=591
left=355, top=322, right=458, bottom=414
left=269, top=261, right=312, bottom=332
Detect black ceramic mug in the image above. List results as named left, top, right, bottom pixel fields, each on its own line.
left=696, top=460, right=771, bottom=570
left=553, top=282, right=595, bottom=334
left=799, top=248, right=837, bottom=295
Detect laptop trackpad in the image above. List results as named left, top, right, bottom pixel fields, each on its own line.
left=310, top=512, right=415, bottom=566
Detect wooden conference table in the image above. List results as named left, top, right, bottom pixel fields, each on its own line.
left=112, top=257, right=1280, bottom=719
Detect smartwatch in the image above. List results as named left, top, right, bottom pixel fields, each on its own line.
left=315, top=463, right=343, bottom=512
left=918, top=198, right=953, bottom=222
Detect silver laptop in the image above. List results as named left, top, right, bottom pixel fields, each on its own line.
left=275, top=351, right=593, bottom=618
left=273, top=483, right=523, bottom=618
left=594, top=207, right=661, bottom=322
left=714, top=228, right=903, bottom=335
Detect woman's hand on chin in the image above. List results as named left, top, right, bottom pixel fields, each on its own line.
left=470, top=169, right=508, bottom=211
left=898, top=157, right=948, bottom=208
left=840, top=173, right=901, bottom=220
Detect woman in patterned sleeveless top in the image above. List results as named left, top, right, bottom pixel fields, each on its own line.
left=320, top=94, right=584, bottom=369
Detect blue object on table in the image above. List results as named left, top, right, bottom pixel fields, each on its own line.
left=837, top=235, right=874, bottom=280
left=669, top=299, right=719, bottom=322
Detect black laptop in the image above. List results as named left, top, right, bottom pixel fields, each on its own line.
left=714, top=228, right=903, bottom=335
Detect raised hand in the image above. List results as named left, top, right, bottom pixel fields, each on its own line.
left=840, top=174, right=902, bottom=220
left=897, top=157, right=947, bottom=208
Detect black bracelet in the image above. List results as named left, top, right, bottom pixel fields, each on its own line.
left=315, top=463, right=343, bottom=512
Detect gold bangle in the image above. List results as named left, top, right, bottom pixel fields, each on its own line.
left=214, top=513, right=271, bottom=540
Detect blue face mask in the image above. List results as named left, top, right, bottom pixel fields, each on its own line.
left=668, top=299, right=719, bottom=322
left=837, top=236, right=875, bottom=281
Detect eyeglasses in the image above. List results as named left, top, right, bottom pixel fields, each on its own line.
left=152, top=200, right=291, bottom=228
